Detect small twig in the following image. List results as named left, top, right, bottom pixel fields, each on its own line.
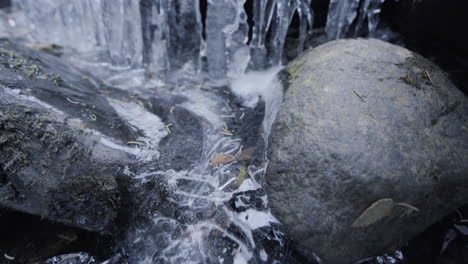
left=61, top=254, right=82, bottom=261
left=235, top=145, right=244, bottom=157
left=4, top=254, right=15, bottom=261
left=221, top=124, right=233, bottom=136
left=56, top=234, right=77, bottom=242
left=239, top=112, right=245, bottom=120
left=425, top=70, right=434, bottom=85
left=66, top=97, right=80, bottom=104
left=396, top=202, right=420, bottom=212
left=221, top=130, right=234, bottom=136
left=165, top=123, right=173, bottom=134
left=460, top=219, right=468, bottom=223
left=169, top=106, right=175, bottom=114
left=98, top=90, right=112, bottom=94
left=234, top=246, right=242, bottom=258
left=219, top=114, right=235, bottom=118
left=127, top=141, right=145, bottom=146
left=218, top=178, right=236, bottom=191
left=131, top=96, right=144, bottom=107
left=353, top=90, right=365, bottom=103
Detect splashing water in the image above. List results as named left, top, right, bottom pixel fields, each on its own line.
left=1, top=1, right=389, bottom=263
left=118, top=67, right=287, bottom=263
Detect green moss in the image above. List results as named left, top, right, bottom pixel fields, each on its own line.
left=286, top=48, right=317, bottom=84
left=396, top=55, right=439, bottom=90
left=52, top=75, right=64, bottom=86
left=0, top=41, right=66, bottom=87
left=399, top=75, right=419, bottom=88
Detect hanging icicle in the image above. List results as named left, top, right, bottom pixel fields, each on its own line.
left=12, top=0, right=386, bottom=77
left=326, top=0, right=386, bottom=40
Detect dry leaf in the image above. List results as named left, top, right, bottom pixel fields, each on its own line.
left=237, top=147, right=256, bottom=161
left=351, top=198, right=395, bottom=228
left=395, top=202, right=419, bottom=213
left=400, top=208, right=415, bottom=218
left=236, top=166, right=247, bottom=188
left=210, top=153, right=235, bottom=166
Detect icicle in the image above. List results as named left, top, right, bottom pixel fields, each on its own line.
left=251, top=0, right=276, bottom=48
left=12, top=0, right=106, bottom=52
left=101, top=0, right=143, bottom=67
left=365, top=0, right=385, bottom=36
left=325, top=0, right=360, bottom=40
left=295, top=0, right=314, bottom=58
left=249, top=0, right=277, bottom=68
left=354, top=0, right=385, bottom=37
left=250, top=0, right=313, bottom=68
left=14, top=0, right=397, bottom=77
left=140, top=0, right=169, bottom=73
left=165, top=0, right=204, bottom=71
left=205, top=0, right=250, bottom=78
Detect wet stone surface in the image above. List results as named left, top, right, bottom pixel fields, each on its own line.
left=267, top=39, right=468, bottom=263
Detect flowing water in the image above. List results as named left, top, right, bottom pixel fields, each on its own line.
left=0, top=1, right=394, bottom=263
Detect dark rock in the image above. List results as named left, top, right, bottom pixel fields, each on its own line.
left=0, top=40, right=135, bottom=232
left=381, top=0, right=468, bottom=95
left=266, top=39, right=468, bottom=263
left=149, top=95, right=204, bottom=171
left=0, top=0, right=10, bottom=9
left=402, top=204, right=468, bottom=264
left=0, top=39, right=204, bottom=232
left=0, top=209, right=116, bottom=263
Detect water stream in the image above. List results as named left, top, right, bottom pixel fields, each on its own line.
left=1, top=1, right=391, bottom=263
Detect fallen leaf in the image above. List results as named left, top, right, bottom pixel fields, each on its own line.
left=351, top=198, right=394, bottom=228
left=237, top=147, right=256, bottom=161
left=210, top=153, right=235, bottom=166
left=236, top=166, right=247, bottom=188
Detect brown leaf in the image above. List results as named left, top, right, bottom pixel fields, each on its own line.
left=237, top=147, right=256, bottom=161
left=210, top=153, right=236, bottom=166
left=351, top=198, right=395, bottom=228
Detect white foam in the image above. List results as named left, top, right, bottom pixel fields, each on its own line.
left=230, top=66, right=282, bottom=108
left=180, top=89, right=224, bottom=128
left=236, top=209, right=279, bottom=230
left=107, top=98, right=168, bottom=161
left=229, top=67, right=284, bottom=146
left=259, top=249, right=268, bottom=262
left=235, top=178, right=259, bottom=193
left=3, top=88, right=65, bottom=115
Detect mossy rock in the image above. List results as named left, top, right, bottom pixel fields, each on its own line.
left=266, top=39, right=468, bottom=263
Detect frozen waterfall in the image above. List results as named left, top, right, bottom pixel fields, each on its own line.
left=326, top=0, right=386, bottom=40
left=10, top=0, right=386, bottom=78
left=1, top=1, right=391, bottom=263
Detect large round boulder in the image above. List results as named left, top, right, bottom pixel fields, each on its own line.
left=266, top=39, right=468, bottom=263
